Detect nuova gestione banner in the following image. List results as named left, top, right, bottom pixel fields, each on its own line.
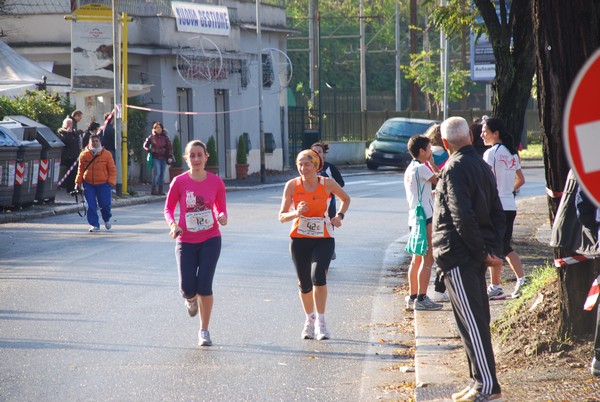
left=171, top=2, right=231, bottom=37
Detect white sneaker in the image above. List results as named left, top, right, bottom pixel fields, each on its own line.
left=414, top=295, right=443, bottom=311
left=89, top=226, right=100, bottom=232
left=185, top=298, right=198, bottom=317
left=487, top=285, right=507, bottom=300
left=315, top=320, right=330, bottom=340
left=302, top=318, right=315, bottom=339
left=104, top=220, right=112, bottom=230
left=199, top=329, right=212, bottom=346
left=405, top=295, right=415, bottom=310
left=511, top=277, right=527, bottom=298
left=432, top=291, right=450, bottom=303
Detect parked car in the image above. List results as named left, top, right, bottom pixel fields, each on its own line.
left=366, top=117, right=438, bottom=170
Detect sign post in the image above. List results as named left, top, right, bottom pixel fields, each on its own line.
left=563, top=48, right=600, bottom=208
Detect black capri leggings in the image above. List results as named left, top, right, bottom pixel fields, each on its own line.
left=502, top=210, right=516, bottom=256
left=290, top=237, right=335, bottom=293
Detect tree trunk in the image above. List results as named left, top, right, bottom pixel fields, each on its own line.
left=481, top=0, right=536, bottom=150
left=532, top=0, right=600, bottom=337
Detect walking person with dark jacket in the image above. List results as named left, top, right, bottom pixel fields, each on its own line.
left=433, top=116, right=506, bottom=402
left=57, top=117, right=82, bottom=193
left=143, top=121, right=173, bottom=195
left=100, top=112, right=116, bottom=162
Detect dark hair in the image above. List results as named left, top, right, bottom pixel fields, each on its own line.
left=103, top=112, right=113, bottom=124
left=152, top=121, right=164, bottom=131
left=311, top=140, right=329, bottom=153
left=88, top=122, right=101, bottom=131
left=407, top=135, right=430, bottom=159
left=484, top=117, right=516, bottom=154
left=90, top=133, right=101, bottom=141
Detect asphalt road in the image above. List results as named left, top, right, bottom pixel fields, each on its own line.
left=0, top=167, right=547, bottom=401
left=0, top=171, right=413, bottom=401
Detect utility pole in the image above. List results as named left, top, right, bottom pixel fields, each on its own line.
left=359, top=0, right=366, bottom=112
left=440, top=0, right=449, bottom=120
left=308, top=0, right=319, bottom=128
left=111, top=0, right=122, bottom=195
left=256, top=0, right=266, bottom=183
left=395, top=1, right=401, bottom=111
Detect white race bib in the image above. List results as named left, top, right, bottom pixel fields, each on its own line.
left=185, top=209, right=214, bottom=232
left=297, top=216, right=325, bottom=237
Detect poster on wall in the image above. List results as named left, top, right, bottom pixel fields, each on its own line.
left=71, top=21, right=114, bottom=90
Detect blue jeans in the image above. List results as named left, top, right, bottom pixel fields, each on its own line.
left=83, top=181, right=112, bottom=228
left=152, top=158, right=167, bottom=187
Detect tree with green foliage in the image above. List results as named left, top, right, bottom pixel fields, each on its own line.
left=430, top=0, right=535, bottom=148
left=125, top=97, right=149, bottom=163
left=236, top=134, right=247, bottom=165
left=206, top=136, right=217, bottom=167
left=0, top=90, right=70, bottom=132
left=171, top=135, right=183, bottom=168
left=402, top=50, right=473, bottom=118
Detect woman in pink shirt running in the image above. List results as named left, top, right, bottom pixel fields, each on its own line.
left=164, top=140, right=228, bottom=347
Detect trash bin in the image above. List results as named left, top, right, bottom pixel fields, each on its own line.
left=302, top=129, right=320, bottom=150
left=4, top=116, right=64, bottom=203
left=0, top=121, right=42, bottom=208
left=0, top=127, right=19, bottom=207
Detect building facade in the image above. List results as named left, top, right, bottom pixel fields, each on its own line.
left=0, top=0, right=292, bottom=179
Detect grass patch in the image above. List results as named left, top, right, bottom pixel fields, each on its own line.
left=520, top=143, right=543, bottom=160
left=492, top=263, right=558, bottom=345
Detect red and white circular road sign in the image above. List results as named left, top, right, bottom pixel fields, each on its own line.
left=563, top=48, right=600, bottom=208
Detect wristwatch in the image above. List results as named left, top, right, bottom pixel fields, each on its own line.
left=336, top=212, right=345, bottom=220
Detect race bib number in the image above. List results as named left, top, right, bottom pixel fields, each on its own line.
left=297, top=216, right=325, bottom=237
left=185, top=209, right=214, bottom=232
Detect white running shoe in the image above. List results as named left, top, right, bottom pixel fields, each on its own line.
left=511, top=277, right=528, bottom=298
left=185, top=298, right=198, bottom=317
left=302, top=318, right=315, bottom=339
left=414, top=295, right=443, bottom=311
left=199, top=329, right=212, bottom=346
left=487, top=285, right=507, bottom=300
left=405, top=295, right=415, bottom=310
left=89, top=226, right=100, bottom=232
left=432, top=291, right=450, bottom=303
left=315, top=320, right=330, bottom=340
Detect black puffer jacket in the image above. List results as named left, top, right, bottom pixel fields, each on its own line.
left=432, top=145, right=506, bottom=271
left=58, top=128, right=82, bottom=161
left=550, top=169, right=599, bottom=257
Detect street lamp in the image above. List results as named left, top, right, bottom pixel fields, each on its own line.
left=326, top=82, right=337, bottom=140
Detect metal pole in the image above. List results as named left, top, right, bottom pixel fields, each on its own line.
left=112, top=0, right=122, bottom=196
left=441, top=0, right=449, bottom=120
left=256, top=0, right=266, bottom=183
left=395, top=1, right=401, bottom=111
left=359, top=0, right=366, bottom=112
left=120, top=12, right=129, bottom=194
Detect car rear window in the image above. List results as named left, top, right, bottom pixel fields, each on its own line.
left=378, top=121, right=433, bottom=139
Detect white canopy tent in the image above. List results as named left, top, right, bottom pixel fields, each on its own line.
left=0, top=40, right=72, bottom=96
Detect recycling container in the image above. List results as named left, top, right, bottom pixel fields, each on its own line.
left=0, top=121, right=42, bottom=208
left=0, top=127, right=18, bottom=207
left=4, top=116, right=64, bottom=203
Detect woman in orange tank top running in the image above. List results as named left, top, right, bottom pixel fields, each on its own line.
left=279, top=149, right=350, bottom=340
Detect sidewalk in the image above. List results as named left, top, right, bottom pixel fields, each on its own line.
left=413, top=193, right=552, bottom=401
left=0, top=165, right=371, bottom=224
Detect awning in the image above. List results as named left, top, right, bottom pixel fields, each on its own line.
left=73, top=83, right=154, bottom=98
left=0, top=40, right=72, bottom=96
